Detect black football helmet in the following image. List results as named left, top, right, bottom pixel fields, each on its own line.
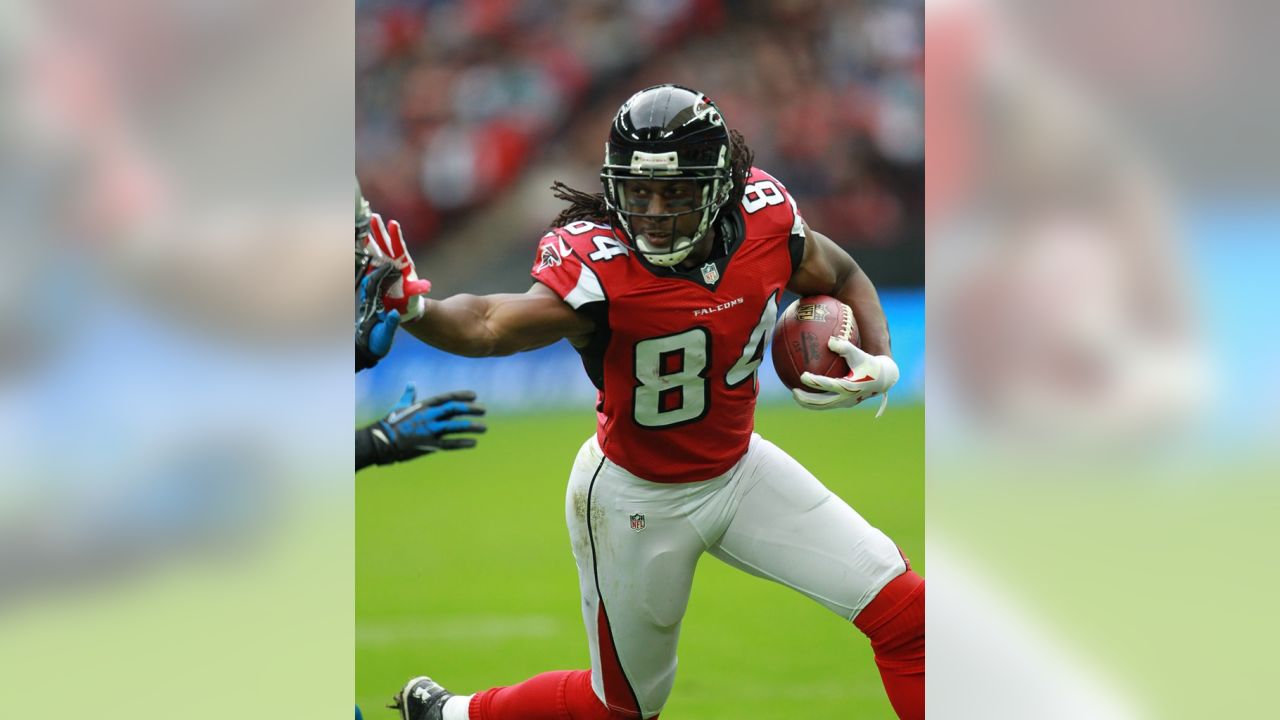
left=601, top=85, right=733, bottom=267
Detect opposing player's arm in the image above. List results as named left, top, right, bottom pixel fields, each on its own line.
left=401, top=282, right=594, bottom=357
left=787, top=223, right=891, bottom=357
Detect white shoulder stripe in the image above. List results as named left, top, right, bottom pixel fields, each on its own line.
left=785, top=185, right=805, bottom=236
left=564, top=263, right=605, bottom=308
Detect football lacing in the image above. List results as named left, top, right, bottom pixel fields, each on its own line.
left=839, top=303, right=853, bottom=341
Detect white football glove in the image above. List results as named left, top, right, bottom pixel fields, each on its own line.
left=363, top=213, right=432, bottom=321
left=791, top=337, right=900, bottom=417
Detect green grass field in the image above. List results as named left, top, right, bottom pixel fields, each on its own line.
left=357, top=402, right=923, bottom=719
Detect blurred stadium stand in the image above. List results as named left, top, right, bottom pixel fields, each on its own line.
left=357, top=0, right=923, bottom=290
left=356, top=0, right=924, bottom=416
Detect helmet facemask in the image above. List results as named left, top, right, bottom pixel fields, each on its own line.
left=602, top=145, right=731, bottom=267
left=355, top=179, right=373, bottom=288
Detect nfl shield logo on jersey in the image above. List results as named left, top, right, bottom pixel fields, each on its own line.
left=629, top=513, right=646, bottom=532
left=700, top=262, right=719, bottom=284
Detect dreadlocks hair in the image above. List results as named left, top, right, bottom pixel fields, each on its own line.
left=549, top=128, right=757, bottom=229
left=548, top=182, right=609, bottom=228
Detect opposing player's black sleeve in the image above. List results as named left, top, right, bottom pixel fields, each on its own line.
left=356, top=342, right=378, bottom=372
left=355, top=427, right=378, bottom=470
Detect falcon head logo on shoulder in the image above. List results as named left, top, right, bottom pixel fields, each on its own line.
left=536, top=243, right=562, bottom=273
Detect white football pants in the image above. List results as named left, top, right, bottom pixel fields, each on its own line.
left=564, top=433, right=907, bottom=719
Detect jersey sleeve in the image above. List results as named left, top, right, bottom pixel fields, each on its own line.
left=743, top=167, right=808, bottom=273
left=530, top=230, right=607, bottom=309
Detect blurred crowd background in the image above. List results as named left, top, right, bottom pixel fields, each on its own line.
left=1, top=1, right=353, bottom=718
left=356, top=0, right=924, bottom=290
left=927, top=1, right=1279, bottom=719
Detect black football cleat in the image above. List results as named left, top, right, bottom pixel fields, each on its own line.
left=390, top=676, right=453, bottom=720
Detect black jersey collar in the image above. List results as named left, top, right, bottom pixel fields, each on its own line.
left=635, top=209, right=745, bottom=291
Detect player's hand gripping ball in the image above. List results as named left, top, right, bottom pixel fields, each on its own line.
left=773, top=295, right=900, bottom=416
left=772, top=295, right=859, bottom=390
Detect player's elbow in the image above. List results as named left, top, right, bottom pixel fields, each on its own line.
left=449, top=328, right=505, bottom=357
left=470, top=337, right=514, bottom=357
left=459, top=322, right=533, bottom=357
left=836, top=258, right=869, bottom=296
left=405, top=321, right=496, bottom=357
left=450, top=342, right=497, bottom=358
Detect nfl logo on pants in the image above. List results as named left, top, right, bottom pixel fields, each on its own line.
left=629, top=513, right=646, bottom=532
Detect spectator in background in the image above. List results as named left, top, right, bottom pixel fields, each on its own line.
left=356, top=0, right=923, bottom=287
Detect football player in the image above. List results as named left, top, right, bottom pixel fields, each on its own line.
left=355, top=183, right=485, bottom=470
left=390, top=85, right=922, bottom=720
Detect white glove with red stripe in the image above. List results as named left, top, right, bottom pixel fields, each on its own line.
left=791, top=337, right=900, bottom=416
left=363, top=213, right=433, bottom=321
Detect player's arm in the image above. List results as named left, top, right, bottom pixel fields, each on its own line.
left=787, top=222, right=899, bottom=413
left=787, top=222, right=891, bottom=357
left=401, top=282, right=594, bottom=357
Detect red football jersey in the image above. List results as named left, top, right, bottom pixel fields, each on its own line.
left=532, top=168, right=807, bottom=482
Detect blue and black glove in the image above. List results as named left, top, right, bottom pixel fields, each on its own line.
left=356, top=263, right=402, bottom=371
left=355, top=385, right=486, bottom=470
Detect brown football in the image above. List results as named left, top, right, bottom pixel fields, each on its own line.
left=771, top=295, right=860, bottom=391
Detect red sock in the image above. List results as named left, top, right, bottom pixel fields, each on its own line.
left=854, top=569, right=925, bottom=720
left=469, top=670, right=656, bottom=720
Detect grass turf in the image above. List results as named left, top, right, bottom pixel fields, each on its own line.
left=357, top=402, right=923, bottom=719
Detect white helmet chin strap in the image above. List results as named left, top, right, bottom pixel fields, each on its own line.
left=636, top=233, right=695, bottom=266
